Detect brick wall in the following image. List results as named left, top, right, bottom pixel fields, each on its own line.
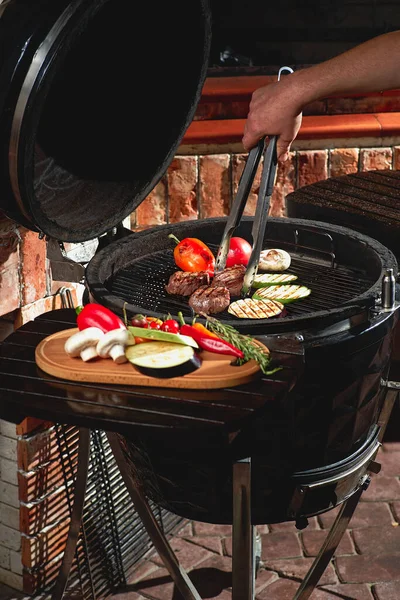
left=131, top=142, right=400, bottom=229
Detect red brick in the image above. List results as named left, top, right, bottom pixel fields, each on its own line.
left=335, top=554, right=400, bottom=583
left=359, top=476, right=400, bottom=502
left=232, top=153, right=261, bottom=216
left=329, top=148, right=359, bottom=177
left=319, top=502, right=393, bottom=530
left=310, top=584, right=374, bottom=599
left=0, top=229, right=21, bottom=316
left=261, top=531, right=302, bottom=560
left=298, top=150, right=328, bottom=187
left=18, top=459, right=72, bottom=503
left=270, top=153, right=296, bottom=217
left=135, top=179, right=167, bottom=227
left=16, top=418, right=52, bottom=437
left=257, top=577, right=299, bottom=599
left=20, top=485, right=70, bottom=536
left=192, top=522, right=232, bottom=537
left=19, top=228, right=47, bottom=305
left=301, top=529, right=354, bottom=557
left=188, top=535, right=223, bottom=555
left=128, top=566, right=175, bottom=600
left=391, top=502, right=400, bottom=522
left=262, top=558, right=337, bottom=586
left=199, top=154, right=230, bottom=218
left=17, top=425, right=78, bottom=471
left=378, top=451, right=400, bottom=477
left=21, top=518, right=70, bottom=568
left=353, top=525, right=400, bottom=555
left=382, top=442, right=400, bottom=453
left=393, top=146, right=400, bottom=170
left=175, top=521, right=193, bottom=537
left=360, top=148, right=392, bottom=171
left=254, top=568, right=278, bottom=594
left=374, top=581, right=400, bottom=600
left=167, top=156, right=198, bottom=222
left=151, top=537, right=215, bottom=571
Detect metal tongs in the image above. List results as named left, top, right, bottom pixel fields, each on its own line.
left=215, top=66, right=294, bottom=297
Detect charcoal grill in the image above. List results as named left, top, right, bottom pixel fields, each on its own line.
left=0, top=2, right=400, bottom=598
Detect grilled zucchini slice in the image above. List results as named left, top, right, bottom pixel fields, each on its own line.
left=252, top=273, right=298, bottom=288
left=253, top=284, right=311, bottom=304
left=228, top=298, right=284, bottom=319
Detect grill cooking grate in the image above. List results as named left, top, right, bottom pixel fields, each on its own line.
left=106, top=243, right=376, bottom=321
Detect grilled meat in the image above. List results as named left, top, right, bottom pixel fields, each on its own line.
left=212, top=264, right=246, bottom=297
left=165, top=270, right=210, bottom=296
left=188, top=285, right=230, bottom=314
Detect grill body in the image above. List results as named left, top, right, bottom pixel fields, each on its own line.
left=85, top=216, right=399, bottom=523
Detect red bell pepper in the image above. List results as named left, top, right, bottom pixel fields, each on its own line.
left=76, top=303, right=126, bottom=332
left=180, top=324, right=244, bottom=358
left=168, top=234, right=215, bottom=276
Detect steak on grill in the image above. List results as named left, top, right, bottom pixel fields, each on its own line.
left=212, top=264, right=246, bottom=297
left=165, top=270, right=210, bottom=296
left=188, top=285, right=230, bottom=314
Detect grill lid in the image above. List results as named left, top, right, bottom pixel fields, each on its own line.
left=2, top=0, right=211, bottom=242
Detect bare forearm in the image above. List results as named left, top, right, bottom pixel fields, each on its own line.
left=243, top=30, right=400, bottom=155
left=292, top=30, right=400, bottom=109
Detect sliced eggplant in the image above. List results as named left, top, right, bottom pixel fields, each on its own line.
left=253, top=284, right=311, bottom=304
left=252, top=273, right=298, bottom=288
left=128, top=326, right=198, bottom=348
left=227, top=298, right=284, bottom=319
left=125, top=341, right=202, bottom=378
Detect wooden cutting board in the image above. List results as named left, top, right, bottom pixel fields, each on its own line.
left=35, top=328, right=265, bottom=389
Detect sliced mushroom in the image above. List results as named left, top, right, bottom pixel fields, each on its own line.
left=64, top=327, right=105, bottom=361
left=96, top=329, right=135, bottom=364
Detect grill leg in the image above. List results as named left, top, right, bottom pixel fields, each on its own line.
left=107, top=432, right=202, bottom=600
left=232, top=457, right=255, bottom=600
left=51, top=427, right=91, bottom=600
left=293, top=481, right=366, bottom=600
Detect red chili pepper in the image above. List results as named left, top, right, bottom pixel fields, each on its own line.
left=180, top=324, right=244, bottom=358
left=168, top=234, right=215, bottom=276
left=161, top=319, right=180, bottom=333
left=76, top=303, right=126, bottom=332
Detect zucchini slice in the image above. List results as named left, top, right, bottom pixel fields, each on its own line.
left=125, top=342, right=202, bottom=378
left=128, top=326, right=198, bottom=348
left=253, top=284, right=311, bottom=304
left=228, top=298, right=284, bottom=319
left=252, top=273, right=298, bottom=288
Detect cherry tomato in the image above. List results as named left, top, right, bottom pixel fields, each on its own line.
left=148, top=320, right=162, bottom=330
left=161, top=319, right=180, bottom=334
left=131, top=314, right=148, bottom=328
left=226, top=237, right=252, bottom=268
left=169, top=234, right=215, bottom=276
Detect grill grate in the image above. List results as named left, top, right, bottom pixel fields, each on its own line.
left=106, top=242, right=376, bottom=321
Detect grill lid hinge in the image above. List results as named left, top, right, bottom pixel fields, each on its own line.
left=47, top=238, right=86, bottom=283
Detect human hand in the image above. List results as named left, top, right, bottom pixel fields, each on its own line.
left=242, top=78, right=303, bottom=161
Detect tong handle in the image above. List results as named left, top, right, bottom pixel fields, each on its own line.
left=215, top=138, right=265, bottom=273
left=241, top=135, right=278, bottom=296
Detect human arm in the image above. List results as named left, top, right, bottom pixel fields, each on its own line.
left=242, top=30, right=400, bottom=159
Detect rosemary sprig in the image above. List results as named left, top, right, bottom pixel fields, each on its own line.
left=201, top=314, right=281, bottom=376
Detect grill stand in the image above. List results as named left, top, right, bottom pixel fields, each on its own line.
left=49, top=381, right=400, bottom=600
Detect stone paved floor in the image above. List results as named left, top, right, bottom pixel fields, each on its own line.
left=0, top=407, right=399, bottom=600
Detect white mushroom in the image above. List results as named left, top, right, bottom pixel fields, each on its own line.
left=96, top=329, right=135, bottom=364
left=258, top=248, right=291, bottom=272
left=64, top=327, right=105, bottom=361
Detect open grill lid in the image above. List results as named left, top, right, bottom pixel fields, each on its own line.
left=1, top=0, right=211, bottom=242
left=85, top=216, right=398, bottom=335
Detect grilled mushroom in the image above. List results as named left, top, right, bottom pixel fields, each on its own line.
left=258, top=249, right=291, bottom=272
left=64, top=327, right=105, bottom=361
